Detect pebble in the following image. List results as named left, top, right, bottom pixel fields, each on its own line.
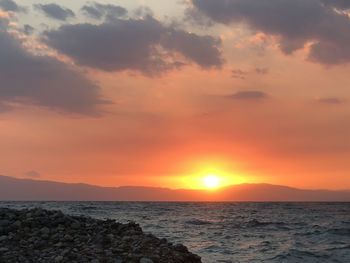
left=140, top=257, right=154, bottom=263
left=0, top=208, right=202, bottom=263
left=54, top=255, right=64, bottom=262
left=0, top=247, right=9, bottom=252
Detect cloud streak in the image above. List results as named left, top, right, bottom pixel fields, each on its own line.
left=81, top=2, right=127, bottom=21
left=228, top=91, right=269, bottom=100
left=35, top=3, right=75, bottom=21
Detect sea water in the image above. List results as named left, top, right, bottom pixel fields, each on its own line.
left=0, top=202, right=349, bottom=263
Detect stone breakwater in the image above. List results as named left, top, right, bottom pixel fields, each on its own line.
left=0, top=208, right=202, bottom=263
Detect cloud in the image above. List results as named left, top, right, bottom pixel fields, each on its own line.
left=255, top=67, right=269, bottom=75
left=190, top=0, right=350, bottom=65
left=0, top=27, right=107, bottom=115
left=228, top=91, right=269, bottom=100
left=0, top=0, right=24, bottom=12
left=317, top=97, right=346, bottom=104
left=24, top=170, right=41, bottom=178
left=231, top=69, right=247, bottom=79
left=42, top=16, right=223, bottom=75
left=35, top=3, right=75, bottom=21
left=161, top=29, right=223, bottom=69
left=322, top=0, right=350, bottom=10
left=81, top=2, right=127, bottom=21
left=23, top=24, right=34, bottom=35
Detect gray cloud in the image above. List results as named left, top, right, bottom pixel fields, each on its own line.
left=317, top=97, right=346, bottom=104
left=23, top=24, right=34, bottom=35
left=161, top=29, right=223, bottom=69
left=43, top=16, right=223, bottom=74
left=0, top=27, right=107, bottom=115
left=231, top=69, right=247, bottom=79
left=81, top=2, right=127, bottom=21
left=0, top=0, right=24, bottom=12
left=190, top=0, right=350, bottom=65
left=35, top=3, right=75, bottom=21
left=322, top=0, right=350, bottom=10
left=228, top=91, right=269, bottom=100
left=255, top=67, right=269, bottom=75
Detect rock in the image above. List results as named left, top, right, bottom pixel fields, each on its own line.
left=140, top=258, right=154, bottom=263
left=0, top=220, right=10, bottom=227
left=0, top=208, right=202, bottom=263
left=71, top=222, right=81, bottom=230
left=40, top=227, right=50, bottom=236
left=64, top=234, right=73, bottom=241
left=13, top=220, right=21, bottom=228
left=0, top=247, right=9, bottom=252
left=54, top=255, right=64, bottom=262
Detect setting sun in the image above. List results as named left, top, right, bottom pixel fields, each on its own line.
left=203, top=175, right=220, bottom=189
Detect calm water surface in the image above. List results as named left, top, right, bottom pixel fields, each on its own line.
left=0, top=202, right=349, bottom=263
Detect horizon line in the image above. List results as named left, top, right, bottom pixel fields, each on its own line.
left=2, top=174, right=350, bottom=192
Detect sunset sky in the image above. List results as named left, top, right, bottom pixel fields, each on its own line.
left=1, top=0, right=350, bottom=190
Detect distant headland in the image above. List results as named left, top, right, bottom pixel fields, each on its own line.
left=0, top=175, right=349, bottom=201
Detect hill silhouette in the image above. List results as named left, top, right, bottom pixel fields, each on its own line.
left=0, top=175, right=349, bottom=201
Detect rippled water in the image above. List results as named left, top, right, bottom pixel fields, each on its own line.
left=1, top=202, right=349, bottom=262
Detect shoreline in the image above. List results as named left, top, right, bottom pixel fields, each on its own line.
left=0, top=208, right=202, bottom=263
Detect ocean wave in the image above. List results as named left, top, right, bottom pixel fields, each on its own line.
left=185, top=219, right=213, bottom=225
left=270, top=249, right=329, bottom=261
left=245, top=219, right=288, bottom=228
left=326, top=245, right=350, bottom=251
left=327, top=228, right=350, bottom=236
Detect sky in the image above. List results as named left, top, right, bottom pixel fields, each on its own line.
left=0, top=0, right=349, bottom=190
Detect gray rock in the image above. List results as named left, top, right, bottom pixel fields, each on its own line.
left=0, top=247, right=9, bottom=252
left=54, top=255, right=64, bottom=262
left=0, top=220, right=10, bottom=227
left=140, top=258, right=154, bottom=263
left=40, top=227, right=50, bottom=236
left=71, top=222, right=81, bottom=229
left=0, top=208, right=202, bottom=263
left=13, top=220, right=21, bottom=228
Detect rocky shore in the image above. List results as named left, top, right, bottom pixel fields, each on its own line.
left=0, top=208, right=201, bottom=263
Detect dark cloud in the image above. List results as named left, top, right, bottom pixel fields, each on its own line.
left=0, top=0, right=24, bottom=12
left=23, top=24, right=34, bottom=35
left=24, top=170, right=41, bottom=178
left=317, top=97, right=346, bottom=104
left=161, top=29, right=223, bottom=69
left=81, top=2, right=127, bottom=21
left=43, top=16, right=223, bottom=74
left=35, top=3, right=75, bottom=21
left=322, top=0, right=350, bottom=10
left=0, top=28, right=107, bottom=115
left=231, top=69, right=247, bottom=79
left=255, top=67, right=269, bottom=75
left=190, top=0, right=350, bottom=65
left=228, top=91, right=269, bottom=100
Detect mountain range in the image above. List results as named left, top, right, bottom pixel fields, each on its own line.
left=0, top=175, right=349, bottom=201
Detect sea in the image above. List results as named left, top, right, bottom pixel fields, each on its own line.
left=0, top=202, right=349, bottom=263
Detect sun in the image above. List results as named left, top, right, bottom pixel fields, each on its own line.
left=203, top=175, right=220, bottom=189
